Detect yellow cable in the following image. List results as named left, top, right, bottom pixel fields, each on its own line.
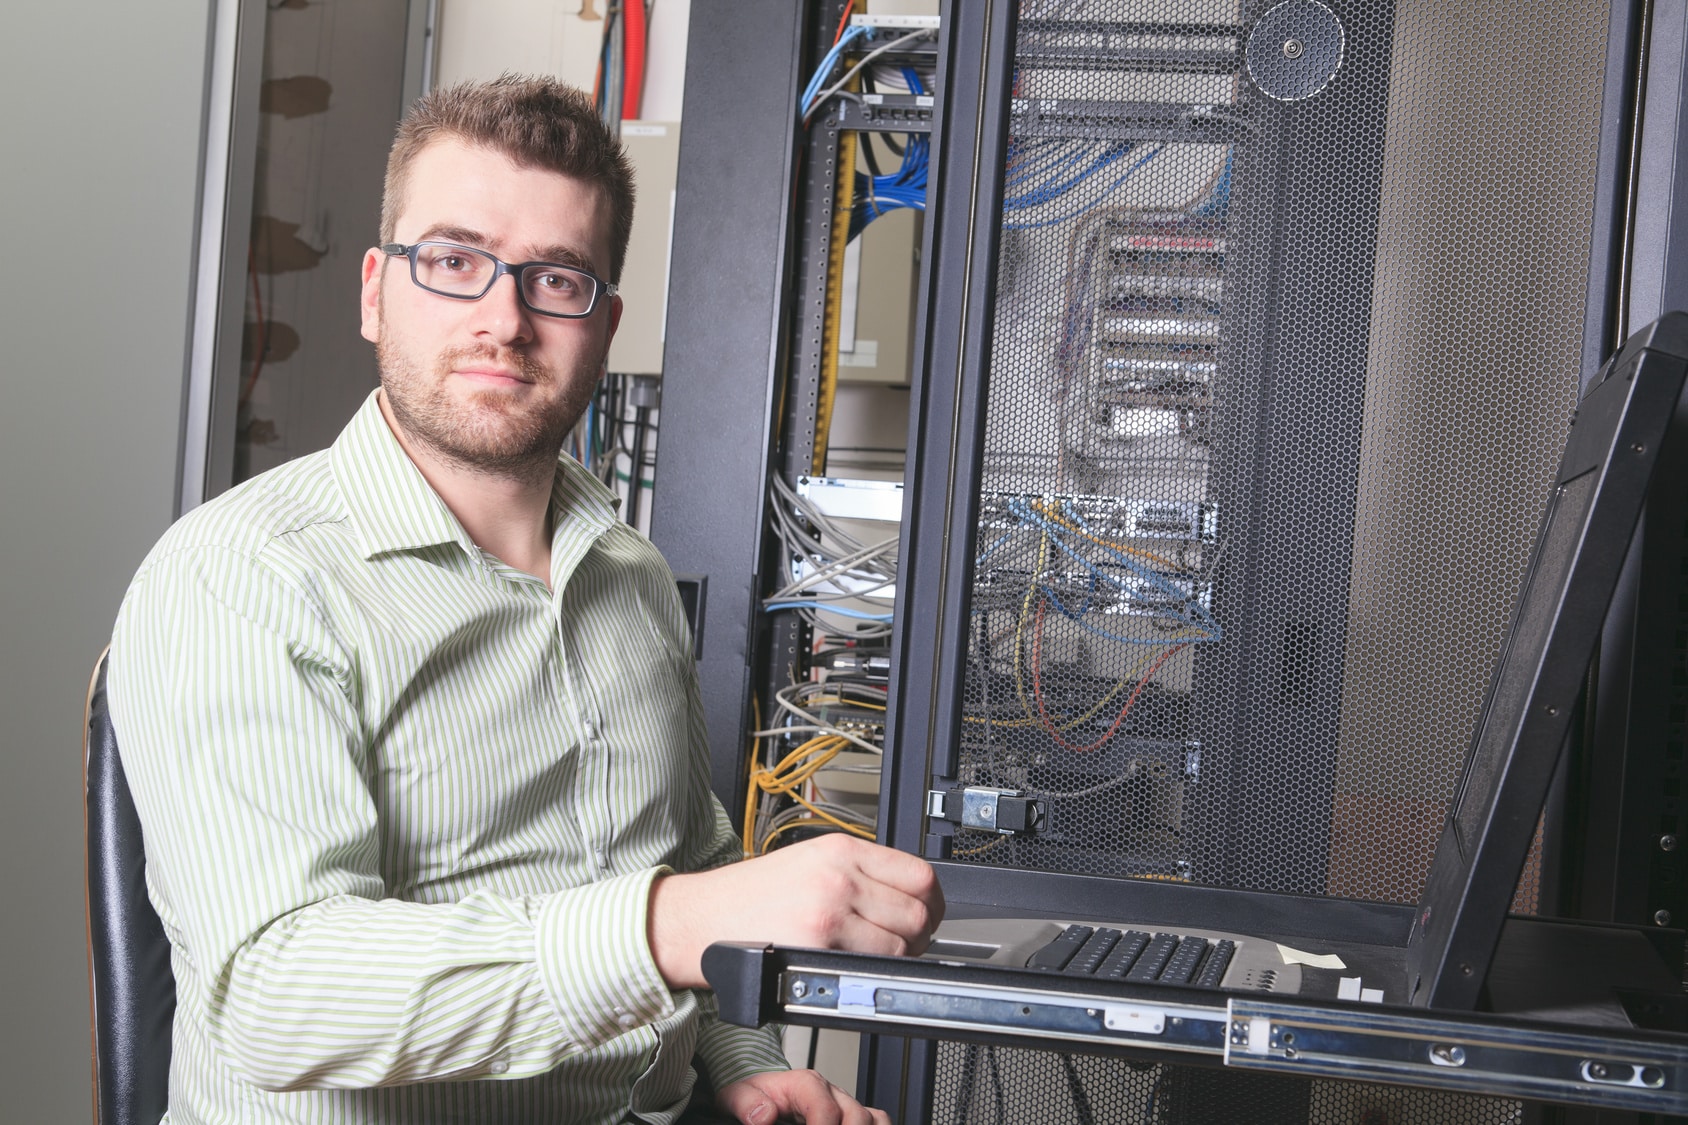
left=951, top=834, right=1008, bottom=857
left=743, top=694, right=763, bottom=858
left=1031, top=497, right=1182, bottom=570
left=967, top=630, right=1202, bottom=730
left=759, top=735, right=845, bottom=786
left=760, top=813, right=875, bottom=853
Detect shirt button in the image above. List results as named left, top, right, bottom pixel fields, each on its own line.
left=617, top=1012, right=637, bottom=1029
left=595, top=849, right=610, bottom=869
left=487, top=1055, right=509, bottom=1074
left=582, top=719, right=598, bottom=740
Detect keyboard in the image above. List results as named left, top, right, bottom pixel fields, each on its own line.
left=1025, top=923, right=1237, bottom=988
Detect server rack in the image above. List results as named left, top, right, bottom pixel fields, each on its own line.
left=654, top=0, right=1688, bottom=1120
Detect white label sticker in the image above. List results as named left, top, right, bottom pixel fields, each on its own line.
left=1103, top=1006, right=1166, bottom=1034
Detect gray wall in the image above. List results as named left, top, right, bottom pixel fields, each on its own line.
left=0, top=2, right=211, bottom=1120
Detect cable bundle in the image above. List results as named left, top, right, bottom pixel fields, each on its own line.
left=1002, top=138, right=1166, bottom=230
left=848, top=66, right=931, bottom=240
left=762, top=475, right=898, bottom=638
left=969, top=497, right=1223, bottom=755
left=744, top=681, right=885, bottom=856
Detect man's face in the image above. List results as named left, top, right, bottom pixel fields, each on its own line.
left=360, top=136, right=622, bottom=479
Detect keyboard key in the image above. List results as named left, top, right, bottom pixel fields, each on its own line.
left=1098, top=931, right=1151, bottom=979
left=1027, top=924, right=1093, bottom=971
left=1195, top=939, right=1235, bottom=988
left=1159, top=935, right=1209, bottom=984
left=1126, top=933, right=1179, bottom=981
left=1064, top=927, right=1122, bottom=975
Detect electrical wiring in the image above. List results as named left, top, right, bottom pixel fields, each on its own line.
left=846, top=67, right=932, bottom=240
left=621, top=0, right=648, bottom=120
left=742, top=693, right=764, bottom=856
left=964, top=494, right=1219, bottom=752
left=799, top=24, right=869, bottom=119
left=1030, top=602, right=1191, bottom=753
left=748, top=733, right=877, bottom=852
left=764, top=600, right=892, bottom=619
left=762, top=475, right=899, bottom=639
left=767, top=476, right=899, bottom=583
left=760, top=810, right=875, bottom=853
left=746, top=681, right=886, bottom=854
left=1007, top=496, right=1222, bottom=642
left=829, top=0, right=857, bottom=46
left=803, top=27, right=936, bottom=124
left=1003, top=143, right=1166, bottom=230
left=770, top=681, right=887, bottom=756
left=966, top=628, right=1193, bottom=731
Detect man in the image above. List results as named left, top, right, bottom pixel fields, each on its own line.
left=107, top=75, right=941, bottom=1125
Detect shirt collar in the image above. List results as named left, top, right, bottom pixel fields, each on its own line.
left=331, top=389, right=623, bottom=561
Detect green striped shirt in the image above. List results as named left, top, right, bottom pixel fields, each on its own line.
left=108, top=391, right=786, bottom=1124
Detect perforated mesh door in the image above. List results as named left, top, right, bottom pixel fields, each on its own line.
left=953, top=0, right=1611, bottom=904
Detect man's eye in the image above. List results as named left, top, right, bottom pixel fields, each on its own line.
left=533, top=270, right=581, bottom=294
left=419, top=247, right=481, bottom=273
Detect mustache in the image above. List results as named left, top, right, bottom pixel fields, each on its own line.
left=440, top=345, right=548, bottom=383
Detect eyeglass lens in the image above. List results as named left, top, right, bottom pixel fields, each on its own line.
left=410, top=243, right=599, bottom=316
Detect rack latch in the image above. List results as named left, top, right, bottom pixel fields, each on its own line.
left=926, top=786, right=1043, bottom=836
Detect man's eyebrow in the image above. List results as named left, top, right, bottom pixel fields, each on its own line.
left=526, top=245, right=598, bottom=273
left=412, top=225, right=599, bottom=274
left=415, top=224, right=491, bottom=248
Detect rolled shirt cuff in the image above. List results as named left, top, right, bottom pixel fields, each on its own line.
left=536, top=866, right=677, bottom=1050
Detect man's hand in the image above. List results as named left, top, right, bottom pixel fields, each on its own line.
left=648, top=834, right=943, bottom=990
left=715, top=1068, right=890, bottom=1125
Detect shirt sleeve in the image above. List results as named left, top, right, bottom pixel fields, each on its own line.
left=109, top=543, right=678, bottom=1091
left=683, top=800, right=791, bottom=1089
left=662, top=602, right=792, bottom=1089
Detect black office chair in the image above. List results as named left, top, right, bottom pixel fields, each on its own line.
left=84, top=649, right=176, bottom=1125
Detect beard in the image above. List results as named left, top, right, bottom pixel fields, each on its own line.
left=376, top=335, right=597, bottom=483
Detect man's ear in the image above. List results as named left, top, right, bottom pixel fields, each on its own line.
left=359, top=247, right=385, bottom=344
left=605, top=292, right=623, bottom=346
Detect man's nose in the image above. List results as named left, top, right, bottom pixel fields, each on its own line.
left=469, top=273, right=534, bottom=342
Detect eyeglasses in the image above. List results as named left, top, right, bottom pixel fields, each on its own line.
left=381, top=241, right=617, bottom=319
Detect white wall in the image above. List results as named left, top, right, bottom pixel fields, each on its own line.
left=0, top=3, right=211, bottom=1121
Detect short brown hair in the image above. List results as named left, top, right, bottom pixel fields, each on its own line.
left=381, top=75, right=636, bottom=283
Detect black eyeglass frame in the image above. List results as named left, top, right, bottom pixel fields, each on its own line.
left=380, top=241, right=618, bottom=319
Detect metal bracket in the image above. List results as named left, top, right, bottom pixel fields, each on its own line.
left=927, top=785, right=1043, bottom=835
left=1225, top=999, right=1688, bottom=1115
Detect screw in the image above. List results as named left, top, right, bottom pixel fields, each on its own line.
left=790, top=980, right=809, bottom=1000
left=1663, top=834, right=1679, bottom=852
left=1657, top=909, right=1673, bottom=926
left=1283, top=38, right=1305, bottom=59
left=1633, top=443, right=1647, bottom=453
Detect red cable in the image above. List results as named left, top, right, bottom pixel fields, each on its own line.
left=831, top=0, right=855, bottom=45
left=1030, top=597, right=1190, bottom=754
left=622, top=0, right=647, bottom=119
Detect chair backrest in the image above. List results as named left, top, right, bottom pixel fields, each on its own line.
left=84, top=650, right=175, bottom=1125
